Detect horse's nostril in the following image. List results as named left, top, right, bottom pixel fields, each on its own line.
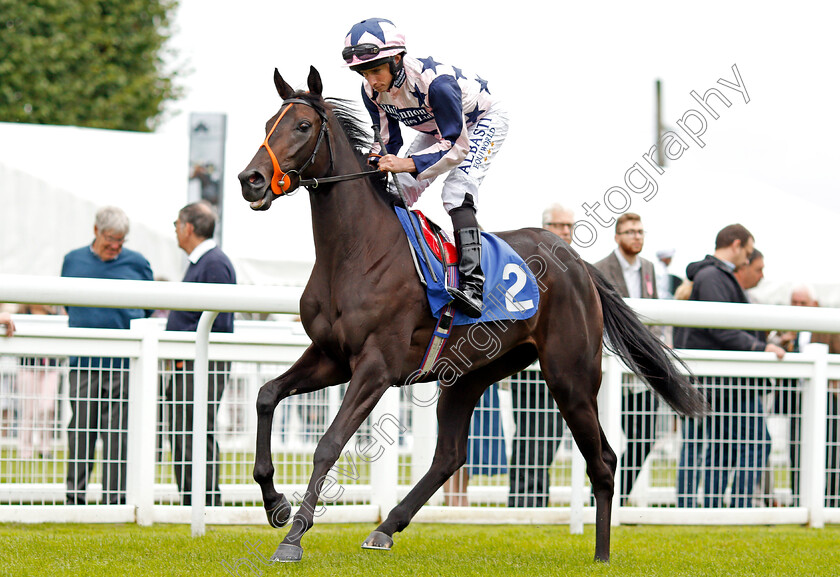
left=239, top=170, right=265, bottom=190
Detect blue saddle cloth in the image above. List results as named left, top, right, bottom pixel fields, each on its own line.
left=395, top=206, right=540, bottom=326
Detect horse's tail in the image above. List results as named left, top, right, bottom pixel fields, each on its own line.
left=586, top=262, right=708, bottom=417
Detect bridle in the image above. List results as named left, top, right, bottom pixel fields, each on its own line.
left=257, top=97, right=378, bottom=196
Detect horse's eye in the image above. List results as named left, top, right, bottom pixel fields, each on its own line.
left=298, top=121, right=312, bottom=132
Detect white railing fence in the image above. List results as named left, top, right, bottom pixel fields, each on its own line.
left=0, top=274, right=838, bottom=535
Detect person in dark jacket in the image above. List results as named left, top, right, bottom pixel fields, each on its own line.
left=165, top=201, right=236, bottom=506
left=674, top=224, right=785, bottom=508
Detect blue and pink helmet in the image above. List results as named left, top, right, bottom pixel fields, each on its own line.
left=342, top=18, right=406, bottom=70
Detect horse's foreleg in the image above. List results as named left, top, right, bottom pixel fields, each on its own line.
left=273, top=354, right=394, bottom=562
left=253, top=345, right=349, bottom=529
left=365, top=380, right=487, bottom=549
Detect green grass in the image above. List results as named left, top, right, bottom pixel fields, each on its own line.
left=0, top=522, right=836, bottom=576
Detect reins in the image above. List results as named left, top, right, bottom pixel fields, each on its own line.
left=258, top=97, right=379, bottom=195
left=297, top=170, right=379, bottom=189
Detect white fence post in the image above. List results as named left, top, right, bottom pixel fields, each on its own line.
left=127, top=318, right=160, bottom=525
left=801, top=343, right=828, bottom=528
left=370, top=387, right=402, bottom=520
left=409, top=382, right=440, bottom=504
left=570, top=444, right=585, bottom=534
left=191, top=311, right=218, bottom=537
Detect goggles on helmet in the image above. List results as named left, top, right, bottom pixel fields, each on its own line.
left=342, top=43, right=405, bottom=64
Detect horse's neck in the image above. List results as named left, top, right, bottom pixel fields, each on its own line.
left=309, top=160, right=402, bottom=270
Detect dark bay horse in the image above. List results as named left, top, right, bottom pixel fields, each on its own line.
left=238, top=66, right=706, bottom=564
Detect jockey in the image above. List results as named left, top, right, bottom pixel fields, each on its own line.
left=342, top=17, right=509, bottom=319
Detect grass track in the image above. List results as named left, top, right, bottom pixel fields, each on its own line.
left=0, top=522, right=837, bottom=576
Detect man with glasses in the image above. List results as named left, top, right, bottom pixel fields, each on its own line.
left=61, top=206, right=154, bottom=504
left=165, top=201, right=236, bottom=507
left=595, top=212, right=659, bottom=505
left=542, top=203, right=575, bottom=245
left=342, top=18, right=509, bottom=319
left=505, top=203, right=573, bottom=507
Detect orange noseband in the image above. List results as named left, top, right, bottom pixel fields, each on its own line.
left=260, top=103, right=295, bottom=195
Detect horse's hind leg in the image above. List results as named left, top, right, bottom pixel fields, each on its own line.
left=254, top=345, right=349, bottom=529
left=540, top=345, right=616, bottom=562
left=553, top=391, right=616, bottom=562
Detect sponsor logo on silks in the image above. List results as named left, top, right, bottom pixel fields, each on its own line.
left=458, top=117, right=495, bottom=175
left=381, top=104, right=434, bottom=126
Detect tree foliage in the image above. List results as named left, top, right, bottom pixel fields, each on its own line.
left=0, top=0, right=181, bottom=131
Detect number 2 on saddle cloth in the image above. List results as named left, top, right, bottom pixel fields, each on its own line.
left=394, top=206, right=540, bottom=378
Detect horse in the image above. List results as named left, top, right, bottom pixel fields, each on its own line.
left=237, top=66, right=707, bottom=564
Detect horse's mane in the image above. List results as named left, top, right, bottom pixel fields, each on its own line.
left=292, top=92, right=394, bottom=206
left=325, top=97, right=372, bottom=153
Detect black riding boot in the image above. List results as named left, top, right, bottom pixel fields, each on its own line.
left=448, top=227, right=485, bottom=318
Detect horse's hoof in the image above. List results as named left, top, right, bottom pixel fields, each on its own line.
left=361, top=530, right=394, bottom=551
left=271, top=543, right=303, bottom=563
left=265, top=496, right=291, bottom=528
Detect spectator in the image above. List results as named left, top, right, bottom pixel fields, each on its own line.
left=673, top=224, right=784, bottom=508
left=819, top=330, right=840, bottom=507
left=674, top=280, right=694, bottom=301
left=507, top=205, right=568, bottom=507
left=444, top=384, right=507, bottom=507
left=769, top=284, right=819, bottom=352
left=508, top=369, right=563, bottom=507
left=654, top=248, right=677, bottom=300
left=0, top=309, right=17, bottom=438
left=594, top=212, right=659, bottom=505
left=0, top=311, right=15, bottom=336
left=164, top=201, right=236, bottom=507
left=16, top=304, right=60, bottom=460
left=62, top=206, right=154, bottom=505
left=732, top=248, right=765, bottom=297
left=732, top=249, right=774, bottom=503
left=767, top=284, right=840, bottom=506
left=151, top=276, right=171, bottom=319
left=594, top=213, right=657, bottom=301
left=542, top=203, right=575, bottom=244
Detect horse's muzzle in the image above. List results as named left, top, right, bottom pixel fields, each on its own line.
left=239, top=169, right=273, bottom=211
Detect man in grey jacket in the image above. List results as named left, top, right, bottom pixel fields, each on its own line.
left=594, top=212, right=657, bottom=505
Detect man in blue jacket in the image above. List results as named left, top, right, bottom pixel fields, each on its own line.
left=165, top=201, right=236, bottom=506
left=62, top=206, right=154, bottom=505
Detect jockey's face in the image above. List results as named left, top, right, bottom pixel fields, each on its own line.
left=360, top=57, right=397, bottom=93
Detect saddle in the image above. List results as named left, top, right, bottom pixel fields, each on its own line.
left=394, top=206, right=541, bottom=379
left=394, top=206, right=539, bottom=326
left=412, top=210, right=457, bottom=267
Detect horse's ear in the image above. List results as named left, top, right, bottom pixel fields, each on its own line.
left=307, top=66, right=323, bottom=97
left=273, top=68, right=295, bottom=100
